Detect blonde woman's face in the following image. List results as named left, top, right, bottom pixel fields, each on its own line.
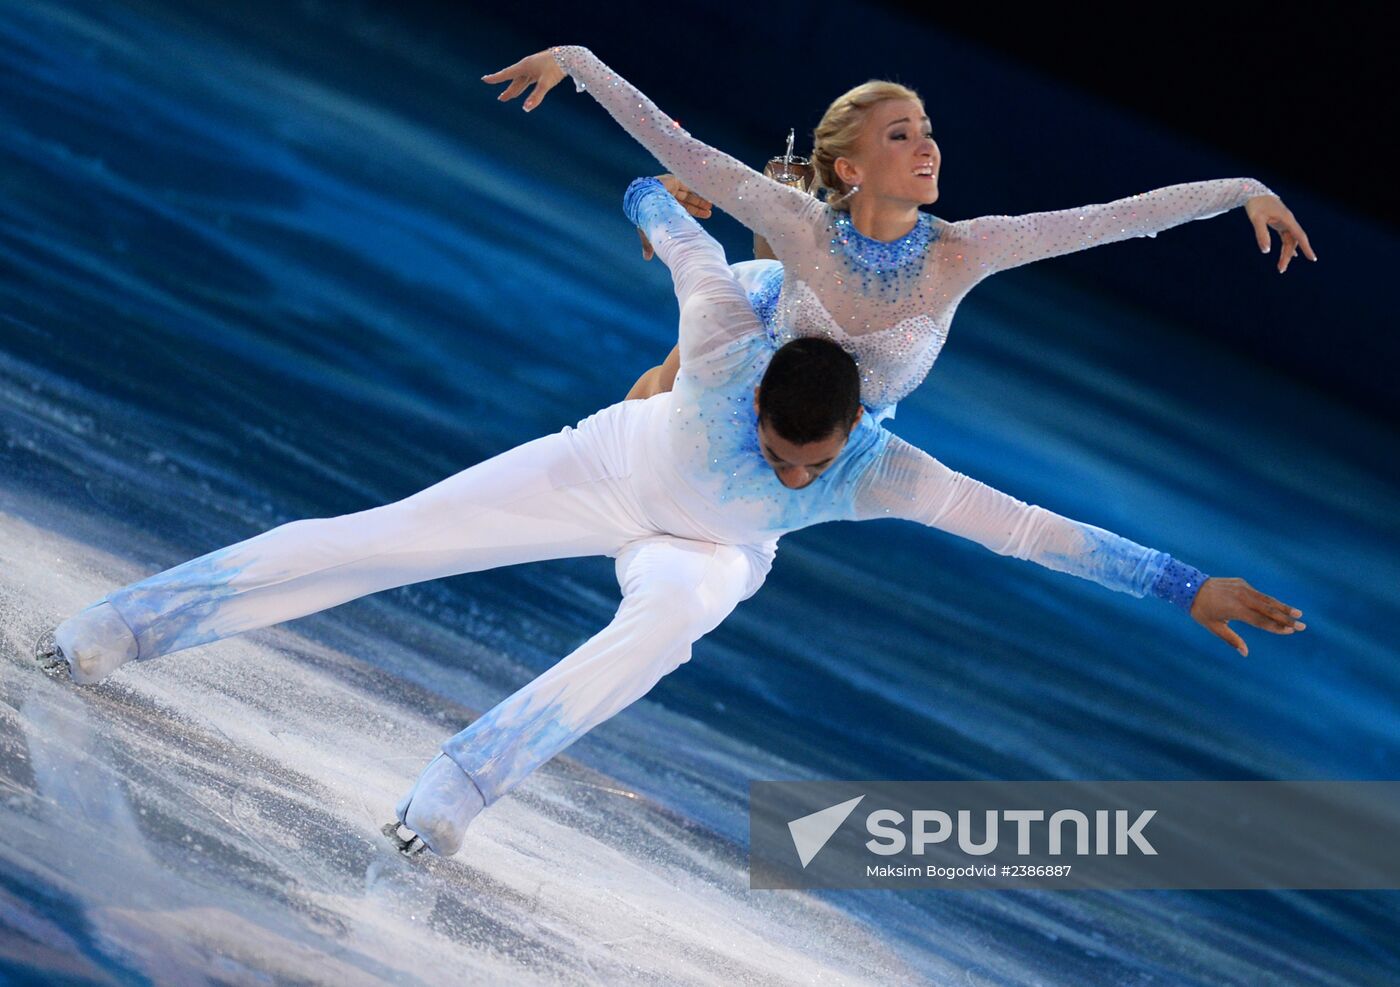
left=841, top=99, right=940, bottom=207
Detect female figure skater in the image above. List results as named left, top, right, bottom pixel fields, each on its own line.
left=485, top=48, right=1317, bottom=420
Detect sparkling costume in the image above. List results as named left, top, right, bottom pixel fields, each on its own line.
left=552, top=46, right=1276, bottom=420
left=52, top=181, right=1206, bottom=853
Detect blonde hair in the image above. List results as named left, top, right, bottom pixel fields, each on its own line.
left=812, top=80, right=923, bottom=211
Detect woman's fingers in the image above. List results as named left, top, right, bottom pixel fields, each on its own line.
left=497, top=76, right=531, bottom=102
left=1297, top=225, right=1318, bottom=261
left=1252, top=213, right=1272, bottom=255
left=482, top=52, right=565, bottom=113
left=1265, top=211, right=1318, bottom=271
left=1287, top=217, right=1318, bottom=262
left=523, top=73, right=562, bottom=111
left=481, top=60, right=526, bottom=85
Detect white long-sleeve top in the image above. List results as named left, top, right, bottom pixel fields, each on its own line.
left=554, top=45, right=1274, bottom=419
left=623, top=178, right=1200, bottom=606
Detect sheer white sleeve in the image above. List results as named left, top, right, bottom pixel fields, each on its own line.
left=552, top=46, right=818, bottom=248
left=853, top=435, right=1174, bottom=599
left=946, top=177, right=1276, bottom=280
left=623, top=178, right=763, bottom=373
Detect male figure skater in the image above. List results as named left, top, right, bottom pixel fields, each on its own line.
left=42, top=178, right=1304, bottom=858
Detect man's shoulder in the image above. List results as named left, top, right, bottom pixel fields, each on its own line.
left=677, top=330, right=776, bottom=392
left=852, top=411, right=893, bottom=450
left=831, top=414, right=894, bottom=484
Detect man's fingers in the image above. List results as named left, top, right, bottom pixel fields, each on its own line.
left=666, top=184, right=713, bottom=219
left=637, top=228, right=654, bottom=261
left=675, top=189, right=713, bottom=212
left=1237, top=585, right=1306, bottom=633
left=1253, top=590, right=1301, bottom=619
left=1243, top=604, right=1297, bottom=634
left=1211, top=621, right=1248, bottom=657
left=1251, top=592, right=1303, bottom=628
left=1255, top=601, right=1303, bottom=630
left=1234, top=607, right=1277, bottom=632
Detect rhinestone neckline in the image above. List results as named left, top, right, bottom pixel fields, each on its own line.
left=828, top=210, right=937, bottom=299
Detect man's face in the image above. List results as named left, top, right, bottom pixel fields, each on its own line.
left=753, top=391, right=861, bottom=489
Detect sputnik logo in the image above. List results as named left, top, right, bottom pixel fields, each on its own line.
left=788, top=795, right=864, bottom=867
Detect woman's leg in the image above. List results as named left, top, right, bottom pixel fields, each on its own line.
left=623, top=344, right=681, bottom=400
left=398, top=535, right=774, bottom=855
left=54, top=424, right=652, bottom=683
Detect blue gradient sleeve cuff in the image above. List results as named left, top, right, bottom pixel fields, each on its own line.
left=1150, top=556, right=1209, bottom=612
left=623, top=176, right=666, bottom=226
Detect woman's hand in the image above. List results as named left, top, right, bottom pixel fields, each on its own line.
left=637, top=175, right=713, bottom=260
left=481, top=50, right=566, bottom=112
left=1190, top=577, right=1305, bottom=656
left=1245, top=194, right=1317, bottom=273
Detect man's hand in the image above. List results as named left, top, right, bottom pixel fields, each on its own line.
left=1191, top=577, right=1305, bottom=656
left=1245, top=194, right=1317, bottom=273
left=637, top=174, right=713, bottom=260
left=481, top=50, right=566, bottom=112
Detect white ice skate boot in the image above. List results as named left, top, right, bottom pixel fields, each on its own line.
left=386, top=752, right=485, bottom=858
left=40, top=601, right=139, bottom=685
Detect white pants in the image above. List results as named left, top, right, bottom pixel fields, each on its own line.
left=64, top=401, right=776, bottom=805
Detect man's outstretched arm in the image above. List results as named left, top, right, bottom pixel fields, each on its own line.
left=852, top=435, right=1304, bottom=656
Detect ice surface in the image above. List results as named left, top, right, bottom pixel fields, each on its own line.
left=0, top=510, right=932, bottom=984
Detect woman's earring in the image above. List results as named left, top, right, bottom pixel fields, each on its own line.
left=847, top=184, right=861, bottom=196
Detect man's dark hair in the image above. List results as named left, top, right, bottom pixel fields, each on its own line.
left=756, top=337, right=862, bottom=444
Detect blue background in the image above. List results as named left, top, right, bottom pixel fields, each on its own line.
left=1, top=1, right=1395, bottom=983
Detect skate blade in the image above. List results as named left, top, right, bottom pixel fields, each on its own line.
left=33, top=631, right=69, bottom=678
left=381, top=820, right=428, bottom=858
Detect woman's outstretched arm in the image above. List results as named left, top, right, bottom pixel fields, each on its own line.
left=482, top=47, right=819, bottom=250
left=947, top=178, right=1316, bottom=280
